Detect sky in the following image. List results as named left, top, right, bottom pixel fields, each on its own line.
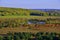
left=0, top=0, right=60, bottom=9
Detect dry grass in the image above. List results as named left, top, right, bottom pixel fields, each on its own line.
left=0, top=25, right=60, bottom=34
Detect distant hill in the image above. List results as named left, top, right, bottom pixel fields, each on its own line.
left=32, top=9, right=60, bottom=12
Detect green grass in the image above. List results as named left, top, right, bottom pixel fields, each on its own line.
left=0, top=16, right=59, bottom=18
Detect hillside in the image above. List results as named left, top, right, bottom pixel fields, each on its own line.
left=0, top=7, right=47, bottom=16
left=0, top=7, right=60, bottom=40
left=0, top=7, right=60, bottom=17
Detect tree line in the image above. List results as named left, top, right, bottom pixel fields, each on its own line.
left=0, top=32, right=60, bottom=40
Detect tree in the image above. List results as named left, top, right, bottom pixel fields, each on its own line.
left=0, top=36, right=3, bottom=40
left=14, top=35, right=20, bottom=40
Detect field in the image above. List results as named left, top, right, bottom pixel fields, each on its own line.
left=0, top=7, right=60, bottom=40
